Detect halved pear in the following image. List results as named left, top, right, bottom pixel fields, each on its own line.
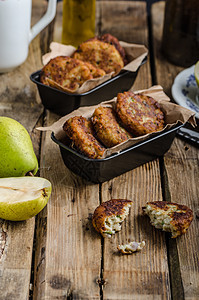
left=0, top=177, right=52, bottom=221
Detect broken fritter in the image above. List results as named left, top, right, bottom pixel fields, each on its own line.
left=63, top=116, right=105, bottom=159
left=142, top=201, right=193, bottom=238
left=92, top=199, right=132, bottom=237
left=72, top=38, right=124, bottom=75
left=116, top=91, right=165, bottom=136
left=117, top=241, right=145, bottom=254
left=92, top=106, right=132, bottom=147
left=40, top=55, right=106, bottom=93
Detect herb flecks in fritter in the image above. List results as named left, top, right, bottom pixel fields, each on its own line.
left=116, top=91, right=165, bottom=136
left=98, top=33, right=127, bottom=65
left=63, top=116, right=105, bottom=159
left=72, top=38, right=124, bottom=75
left=142, top=201, right=193, bottom=238
left=92, top=199, right=132, bottom=237
left=92, top=106, right=132, bottom=147
left=40, top=56, right=105, bottom=93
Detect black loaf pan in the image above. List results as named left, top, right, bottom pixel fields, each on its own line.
left=51, top=123, right=183, bottom=183
left=30, top=58, right=147, bottom=116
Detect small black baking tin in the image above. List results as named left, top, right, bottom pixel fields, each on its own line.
left=30, top=58, right=146, bottom=116
left=51, top=123, right=183, bottom=183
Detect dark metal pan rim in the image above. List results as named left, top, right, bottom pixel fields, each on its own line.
left=30, top=69, right=136, bottom=96
left=51, top=122, right=183, bottom=162
left=30, top=57, right=147, bottom=97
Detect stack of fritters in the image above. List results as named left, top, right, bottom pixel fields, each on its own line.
left=116, top=91, right=165, bottom=136
left=40, top=56, right=105, bottom=93
left=72, top=38, right=124, bottom=75
left=63, top=92, right=165, bottom=159
left=41, top=34, right=127, bottom=92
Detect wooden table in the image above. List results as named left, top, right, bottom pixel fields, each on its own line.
left=0, top=1, right=198, bottom=299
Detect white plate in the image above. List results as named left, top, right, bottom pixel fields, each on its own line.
left=171, top=65, right=199, bottom=119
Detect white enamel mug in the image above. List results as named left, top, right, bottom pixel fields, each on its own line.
left=0, top=0, right=57, bottom=73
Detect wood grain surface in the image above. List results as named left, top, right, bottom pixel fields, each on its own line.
left=152, top=2, right=199, bottom=299
left=0, top=1, right=46, bottom=299
left=0, top=1, right=198, bottom=300
left=100, top=2, right=170, bottom=299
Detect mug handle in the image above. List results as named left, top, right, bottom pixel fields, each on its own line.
left=29, top=0, right=57, bottom=43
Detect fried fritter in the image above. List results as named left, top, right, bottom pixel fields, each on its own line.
left=142, top=201, right=193, bottom=238
left=98, top=33, right=127, bottom=65
left=92, top=199, right=132, bottom=237
left=83, top=61, right=106, bottom=78
left=92, top=106, right=132, bottom=147
left=40, top=56, right=105, bottom=93
left=116, top=91, right=165, bottom=136
left=72, top=39, right=124, bottom=75
left=63, top=116, right=105, bottom=159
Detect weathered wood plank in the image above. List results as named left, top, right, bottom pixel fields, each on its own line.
left=101, top=164, right=171, bottom=299
left=33, top=1, right=102, bottom=297
left=32, top=2, right=102, bottom=299
left=152, top=2, right=199, bottom=299
left=100, top=1, right=171, bottom=299
left=0, top=219, right=35, bottom=300
left=100, top=1, right=147, bottom=45
left=0, top=24, right=42, bottom=300
left=33, top=112, right=102, bottom=300
left=0, top=1, right=48, bottom=299
left=100, top=0, right=151, bottom=91
left=163, top=140, right=199, bottom=300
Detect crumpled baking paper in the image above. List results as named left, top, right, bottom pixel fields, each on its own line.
left=41, top=41, right=148, bottom=94
left=37, top=85, right=196, bottom=158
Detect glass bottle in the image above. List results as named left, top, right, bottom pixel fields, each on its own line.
left=62, top=0, right=96, bottom=48
left=162, top=0, right=199, bottom=67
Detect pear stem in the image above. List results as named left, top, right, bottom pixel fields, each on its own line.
left=27, top=172, right=34, bottom=177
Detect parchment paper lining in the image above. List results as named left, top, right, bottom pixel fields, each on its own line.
left=37, top=85, right=196, bottom=158
left=41, top=41, right=148, bottom=94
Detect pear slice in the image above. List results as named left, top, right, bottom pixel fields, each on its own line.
left=0, top=177, right=52, bottom=221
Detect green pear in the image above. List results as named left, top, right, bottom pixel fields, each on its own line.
left=0, top=117, right=38, bottom=177
left=0, top=177, right=52, bottom=221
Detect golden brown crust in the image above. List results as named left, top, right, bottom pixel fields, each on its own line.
left=116, top=91, right=165, bottom=136
left=72, top=39, right=124, bottom=75
left=63, top=116, right=105, bottom=159
left=98, top=33, right=127, bottom=65
left=40, top=55, right=105, bottom=93
left=142, top=201, right=193, bottom=238
left=92, top=106, right=132, bottom=147
left=92, top=199, right=132, bottom=236
left=83, top=61, right=106, bottom=78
